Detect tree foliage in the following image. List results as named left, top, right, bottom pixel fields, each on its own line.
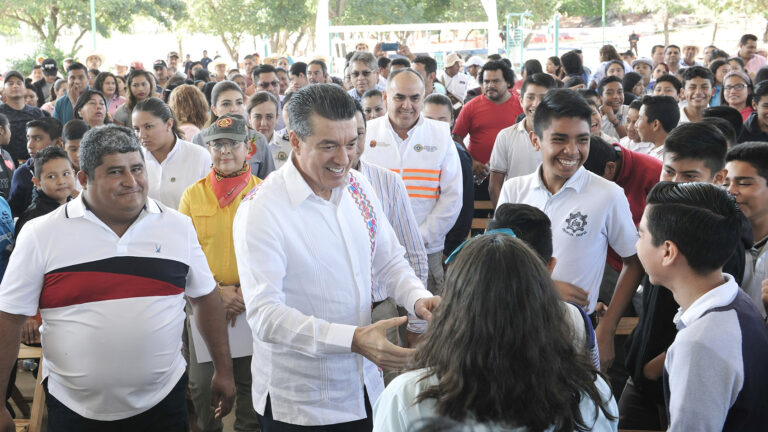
left=0, top=0, right=187, bottom=55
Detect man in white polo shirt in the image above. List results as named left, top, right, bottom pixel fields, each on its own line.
left=440, top=53, right=476, bottom=103
left=233, top=84, right=439, bottom=431
left=498, top=89, right=644, bottom=371
left=0, top=125, right=235, bottom=431
left=362, top=68, right=462, bottom=294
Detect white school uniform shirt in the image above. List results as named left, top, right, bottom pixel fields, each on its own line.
left=232, top=157, right=433, bottom=426
left=497, top=166, right=638, bottom=313
left=362, top=115, right=462, bottom=254
left=0, top=196, right=215, bottom=420
left=144, top=138, right=211, bottom=209
left=489, top=120, right=541, bottom=181
left=743, top=236, right=768, bottom=317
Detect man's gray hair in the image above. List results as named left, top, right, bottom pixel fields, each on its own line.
left=79, top=124, right=143, bottom=178
left=349, top=51, right=377, bottom=72
left=289, top=84, right=356, bottom=140
left=387, top=67, right=425, bottom=88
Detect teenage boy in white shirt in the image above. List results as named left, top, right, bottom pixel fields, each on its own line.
left=497, top=88, right=644, bottom=370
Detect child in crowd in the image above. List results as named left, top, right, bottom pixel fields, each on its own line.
left=489, top=72, right=556, bottom=205
left=361, top=89, right=386, bottom=121
left=62, top=119, right=89, bottom=174
left=7, top=117, right=63, bottom=216
left=622, top=122, right=753, bottom=430
left=637, top=181, right=768, bottom=431
left=634, top=95, right=680, bottom=159
left=739, top=81, right=768, bottom=143
left=497, top=89, right=643, bottom=370
left=726, top=142, right=768, bottom=317
left=619, top=99, right=644, bottom=149
left=598, top=76, right=629, bottom=138
left=652, top=74, right=682, bottom=101
left=14, top=146, right=76, bottom=238
left=487, top=203, right=600, bottom=367
left=679, top=66, right=714, bottom=123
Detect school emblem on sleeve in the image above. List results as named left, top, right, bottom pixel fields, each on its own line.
left=413, top=144, right=423, bottom=152
left=563, top=212, right=588, bottom=236
left=370, top=140, right=377, bottom=148
left=277, top=151, right=288, bottom=161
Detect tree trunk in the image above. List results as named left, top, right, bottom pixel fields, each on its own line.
left=711, top=21, right=719, bottom=45
left=177, top=37, right=183, bottom=61
left=220, top=34, right=238, bottom=63
left=663, top=9, right=670, bottom=46
left=70, top=28, right=88, bottom=56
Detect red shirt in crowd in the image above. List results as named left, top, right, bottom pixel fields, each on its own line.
left=452, top=92, right=523, bottom=164
left=607, top=144, right=662, bottom=272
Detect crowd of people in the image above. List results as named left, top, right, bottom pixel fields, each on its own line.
left=0, top=29, right=766, bottom=432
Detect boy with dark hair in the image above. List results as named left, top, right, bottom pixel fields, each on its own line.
left=704, top=105, right=745, bottom=140
left=726, top=142, right=768, bottom=317
left=620, top=99, right=645, bottom=150
left=497, top=89, right=644, bottom=370
left=738, top=81, right=768, bottom=143
left=679, top=66, right=714, bottom=123
left=702, top=116, right=738, bottom=148
left=7, top=117, right=63, bottom=216
left=488, top=72, right=556, bottom=205
left=62, top=119, right=89, bottom=173
left=621, top=122, right=753, bottom=430
left=652, top=74, right=682, bottom=101
left=14, top=146, right=75, bottom=238
left=635, top=95, right=680, bottom=160
left=636, top=181, right=768, bottom=431
left=487, top=203, right=600, bottom=368
left=597, top=76, right=628, bottom=139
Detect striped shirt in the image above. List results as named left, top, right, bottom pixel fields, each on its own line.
left=0, top=195, right=215, bottom=420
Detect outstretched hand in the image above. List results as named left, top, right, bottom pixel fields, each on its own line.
left=352, top=316, right=414, bottom=370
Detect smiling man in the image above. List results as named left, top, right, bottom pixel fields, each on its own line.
left=738, top=34, right=767, bottom=78
left=232, top=84, right=439, bottom=431
left=497, top=89, right=644, bottom=371
left=362, top=68, right=462, bottom=294
left=347, top=51, right=382, bottom=102
left=679, top=66, right=714, bottom=123
left=0, top=124, right=235, bottom=431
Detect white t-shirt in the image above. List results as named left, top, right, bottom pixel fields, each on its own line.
left=144, top=138, right=212, bottom=209
left=497, top=166, right=638, bottom=313
left=488, top=120, right=541, bottom=181
left=373, top=368, right=618, bottom=432
left=0, top=196, right=215, bottom=420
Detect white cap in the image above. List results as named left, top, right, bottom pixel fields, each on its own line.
left=465, top=56, right=484, bottom=67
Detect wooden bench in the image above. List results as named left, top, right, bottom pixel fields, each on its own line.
left=474, top=200, right=494, bottom=210
left=616, top=317, right=639, bottom=336
left=13, top=345, right=44, bottom=432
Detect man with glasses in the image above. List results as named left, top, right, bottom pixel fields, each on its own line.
left=347, top=51, right=384, bottom=102
left=251, top=65, right=285, bottom=130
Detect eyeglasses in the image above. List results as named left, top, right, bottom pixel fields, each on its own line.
left=350, top=70, right=373, bottom=78
left=724, top=84, right=748, bottom=92
left=259, top=80, right=280, bottom=88
left=208, top=140, right=244, bottom=151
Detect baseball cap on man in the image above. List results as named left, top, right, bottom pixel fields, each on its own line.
left=167, top=51, right=179, bottom=59
left=3, top=71, right=24, bottom=83
left=632, top=57, right=654, bottom=69
left=153, top=60, right=168, bottom=69
left=465, top=56, right=484, bottom=67
left=41, top=58, right=58, bottom=76
left=444, top=53, right=463, bottom=67
left=203, top=114, right=248, bottom=143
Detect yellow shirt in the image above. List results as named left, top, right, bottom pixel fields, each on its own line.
left=178, top=173, right=261, bottom=285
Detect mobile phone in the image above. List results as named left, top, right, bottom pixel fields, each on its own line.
left=381, top=42, right=399, bottom=52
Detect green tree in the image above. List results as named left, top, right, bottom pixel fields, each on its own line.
left=559, top=0, right=622, bottom=19
left=0, top=0, right=187, bottom=55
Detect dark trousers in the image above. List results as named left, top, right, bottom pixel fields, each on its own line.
left=45, top=373, right=190, bottom=432
left=257, top=391, right=372, bottom=432
left=618, top=378, right=667, bottom=431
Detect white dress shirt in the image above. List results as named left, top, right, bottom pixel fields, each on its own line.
left=144, top=138, right=211, bottom=209
left=233, top=157, right=433, bottom=426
